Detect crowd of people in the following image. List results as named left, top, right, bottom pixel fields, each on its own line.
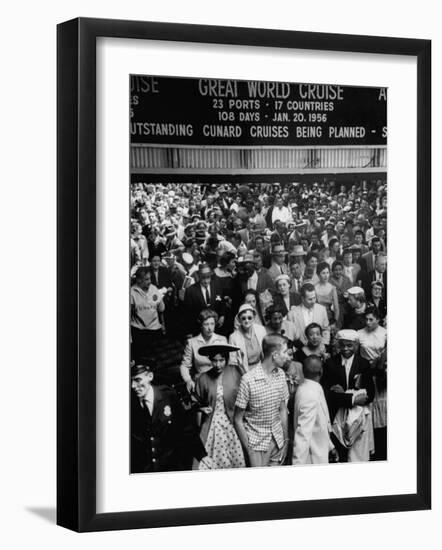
left=129, top=180, right=388, bottom=473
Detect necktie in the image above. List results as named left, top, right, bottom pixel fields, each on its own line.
left=280, top=265, right=284, bottom=275
left=204, top=286, right=210, bottom=305
left=144, top=397, right=153, bottom=416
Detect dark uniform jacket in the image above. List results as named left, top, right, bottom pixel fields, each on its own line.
left=131, top=384, right=206, bottom=473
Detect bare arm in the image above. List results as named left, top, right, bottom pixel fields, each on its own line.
left=331, top=286, right=340, bottom=325
left=279, top=399, right=289, bottom=464
left=233, top=406, right=249, bottom=458
left=179, top=339, right=195, bottom=389
left=321, top=307, right=331, bottom=345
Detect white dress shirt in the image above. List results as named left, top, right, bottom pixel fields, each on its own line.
left=342, top=354, right=355, bottom=388
left=247, top=271, right=258, bottom=290
left=142, top=385, right=154, bottom=415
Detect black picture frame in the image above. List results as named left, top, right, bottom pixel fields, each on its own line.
left=57, top=17, right=431, bottom=532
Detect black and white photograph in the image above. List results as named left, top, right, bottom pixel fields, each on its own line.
left=129, top=75, right=388, bottom=474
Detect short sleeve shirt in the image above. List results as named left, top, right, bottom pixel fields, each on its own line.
left=130, top=284, right=162, bottom=330
left=235, top=364, right=289, bottom=451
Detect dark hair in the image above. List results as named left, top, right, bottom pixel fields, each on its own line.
left=135, top=266, right=150, bottom=280
left=305, top=252, right=319, bottom=264
left=265, top=303, right=285, bottom=321
left=365, top=305, right=380, bottom=319
left=244, top=288, right=259, bottom=301
left=316, top=261, right=330, bottom=276
left=371, top=280, right=384, bottom=289
left=219, top=251, right=236, bottom=268
left=305, top=322, right=322, bottom=338
left=331, top=260, right=344, bottom=271
left=197, top=308, right=219, bottom=326
left=300, top=282, right=316, bottom=297
left=208, top=350, right=229, bottom=363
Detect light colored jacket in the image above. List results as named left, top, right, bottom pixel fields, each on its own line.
left=287, top=303, right=330, bottom=345
left=228, top=324, right=267, bottom=372
left=293, top=379, right=334, bottom=464
left=179, top=332, right=227, bottom=382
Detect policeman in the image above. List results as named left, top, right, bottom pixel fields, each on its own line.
left=131, top=364, right=207, bottom=473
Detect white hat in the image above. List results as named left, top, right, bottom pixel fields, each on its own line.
left=336, top=329, right=359, bottom=342
left=347, top=286, right=365, bottom=296
left=274, top=274, right=290, bottom=285
left=235, top=303, right=257, bottom=324
left=181, top=252, right=194, bottom=265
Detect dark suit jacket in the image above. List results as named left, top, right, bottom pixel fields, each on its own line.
left=322, top=354, right=375, bottom=421
left=273, top=292, right=302, bottom=317
left=131, top=385, right=206, bottom=473
left=265, top=205, right=275, bottom=229
left=358, top=269, right=387, bottom=301
left=368, top=298, right=387, bottom=321
left=149, top=265, right=171, bottom=289
left=239, top=268, right=275, bottom=297
left=359, top=252, right=377, bottom=273
left=184, top=280, right=226, bottom=334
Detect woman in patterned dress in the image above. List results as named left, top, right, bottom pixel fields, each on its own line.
left=195, top=344, right=246, bottom=470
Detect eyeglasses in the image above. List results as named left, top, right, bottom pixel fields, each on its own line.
left=240, top=316, right=254, bottom=321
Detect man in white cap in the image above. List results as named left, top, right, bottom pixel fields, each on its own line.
left=322, top=329, right=375, bottom=462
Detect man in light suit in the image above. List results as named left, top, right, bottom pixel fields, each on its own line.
left=287, top=283, right=330, bottom=346
left=292, top=355, right=337, bottom=464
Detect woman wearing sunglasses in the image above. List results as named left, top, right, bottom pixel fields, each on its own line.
left=228, top=303, right=267, bottom=373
